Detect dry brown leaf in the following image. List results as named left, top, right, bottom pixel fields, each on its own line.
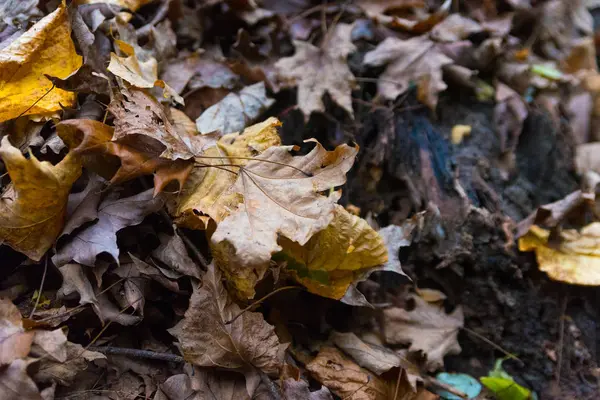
left=211, top=138, right=358, bottom=298
left=30, top=329, right=68, bottom=362
left=60, top=173, right=105, bottom=237
left=276, top=205, right=388, bottom=300
left=0, top=358, right=41, bottom=400
left=0, top=2, right=82, bottom=122
left=0, top=298, right=34, bottom=365
left=383, top=293, right=463, bottom=371
left=275, top=23, right=356, bottom=118
left=283, top=378, right=334, bottom=400
left=33, top=341, right=105, bottom=386
left=0, top=137, right=82, bottom=261
left=430, top=14, right=482, bottom=42
left=519, top=223, right=600, bottom=285
left=52, top=189, right=164, bottom=267
left=363, top=35, right=453, bottom=109
left=156, top=367, right=251, bottom=400
left=306, top=346, right=393, bottom=400
left=196, top=82, right=274, bottom=134
left=331, top=331, right=401, bottom=375
left=358, top=0, right=450, bottom=32
left=152, top=231, right=202, bottom=279
left=77, top=0, right=153, bottom=12
left=169, top=264, right=287, bottom=396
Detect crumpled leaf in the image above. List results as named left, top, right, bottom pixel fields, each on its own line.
left=156, top=367, right=251, bottom=400
left=0, top=358, right=41, bottom=400
left=152, top=231, right=202, bottom=279
left=363, top=35, right=453, bottom=109
left=196, top=82, right=274, bottom=134
left=275, top=205, right=388, bottom=300
left=108, top=40, right=183, bottom=104
left=275, top=23, right=357, bottom=118
left=171, top=117, right=282, bottom=230
left=0, top=298, right=34, bottom=365
left=383, top=291, right=464, bottom=371
left=331, top=331, right=401, bottom=375
left=33, top=341, right=105, bottom=386
left=0, top=136, right=82, bottom=261
left=283, top=378, right=333, bottom=400
left=211, top=138, right=358, bottom=299
left=306, top=346, right=393, bottom=400
left=30, top=329, right=68, bottom=362
left=169, top=264, right=287, bottom=396
left=358, top=0, right=450, bottom=32
left=60, top=173, right=105, bottom=237
left=519, top=223, right=600, bottom=285
left=52, top=189, right=164, bottom=267
left=0, top=2, right=82, bottom=122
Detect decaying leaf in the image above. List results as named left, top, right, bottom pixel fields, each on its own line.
left=60, top=173, right=105, bottom=237
left=275, top=24, right=357, bottom=118
left=0, top=298, right=34, bottom=365
left=196, top=82, right=274, bottom=134
left=169, top=264, right=287, bottom=395
left=383, top=291, right=463, bottom=371
left=211, top=137, right=358, bottom=298
left=152, top=231, right=202, bottom=279
left=0, top=2, right=82, bottom=122
left=283, top=378, right=333, bottom=400
left=363, top=35, right=453, bottom=109
left=519, top=223, right=600, bottom=285
left=331, top=331, right=401, bottom=375
left=33, top=341, right=105, bottom=386
left=0, top=358, right=41, bottom=400
left=78, top=0, right=153, bottom=12
left=306, top=346, right=393, bottom=400
left=52, top=189, right=163, bottom=267
left=0, top=137, right=81, bottom=260
left=156, top=367, right=251, bottom=400
left=358, top=0, right=451, bottom=32
left=276, top=205, right=388, bottom=300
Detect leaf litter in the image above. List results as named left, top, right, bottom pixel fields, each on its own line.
left=2, top=0, right=600, bottom=399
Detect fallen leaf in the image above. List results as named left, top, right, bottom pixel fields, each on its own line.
left=358, top=0, right=450, bottom=32
left=363, top=35, right=453, bottom=109
left=383, top=293, right=463, bottom=371
left=276, top=205, right=388, bottom=300
left=430, top=14, right=482, bottom=42
left=306, top=346, right=393, bottom=400
left=60, top=173, right=105, bottom=237
left=152, top=231, right=202, bottom=279
left=169, top=264, right=287, bottom=396
left=275, top=23, right=357, bottom=119
left=0, top=358, right=41, bottom=400
left=52, top=189, right=164, bottom=267
left=331, top=331, right=401, bottom=375
left=211, top=139, right=358, bottom=298
left=30, top=329, right=68, bottom=362
left=0, top=298, right=34, bottom=365
left=479, top=359, right=532, bottom=400
left=196, top=82, right=274, bottom=134
left=0, top=2, right=82, bottom=122
left=78, top=0, right=153, bottom=12
left=518, top=223, right=600, bottom=285
left=33, top=341, right=105, bottom=386
left=451, top=125, right=471, bottom=145
left=0, top=136, right=82, bottom=261
left=169, top=117, right=281, bottom=233
left=57, top=263, right=99, bottom=311
left=283, top=378, right=334, bottom=400
left=157, top=367, right=251, bottom=400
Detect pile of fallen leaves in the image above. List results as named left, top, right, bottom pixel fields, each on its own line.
left=2, top=0, right=600, bottom=399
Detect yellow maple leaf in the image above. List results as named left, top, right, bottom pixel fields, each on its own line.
left=0, top=2, right=82, bottom=123
left=0, top=137, right=82, bottom=261
left=276, top=205, right=388, bottom=299
left=107, top=41, right=183, bottom=104
left=519, top=224, right=600, bottom=285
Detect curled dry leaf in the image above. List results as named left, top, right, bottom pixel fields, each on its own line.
left=276, top=205, right=388, bottom=300
left=363, top=35, right=453, bottom=109
left=330, top=331, right=401, bottom=375
left=0, top=1, right=82, bottom=122
left=211, top=137, right=358, bottom=299
left=519, top=223, right=600, bottom=285
left=383, top=292, right=464, bottom=371
left=306, top=346, right=393, bottom=400
left=275, top=23, right=357, bottom=119
left=169, top=264, right=287, bottom=396
left=0, top=137, right=82, bottom=261
left=171, top=117, right=282, bottom=231
left=196, top=82, right=274, bottom=134
left=52, top=189, right=164, bottom=267
left=0, top=298, right=34, bottom=365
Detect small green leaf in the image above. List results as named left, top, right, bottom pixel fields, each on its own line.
left=531, top=64, right=563, bottom=80
left=480, top=377, right=531, bottom=400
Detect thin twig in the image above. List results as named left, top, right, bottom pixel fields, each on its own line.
left=225, top=286, right=302, bottom=325
left=88, top=346, right=184, bottom=363
left=462, top=326, right=522, bottom=363
left=29, top=255, right=48, bottom=318
left=17, top=83, right=55, bottom=119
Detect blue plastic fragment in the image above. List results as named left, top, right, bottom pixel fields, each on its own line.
left=435, top=372, right=482, bottom=400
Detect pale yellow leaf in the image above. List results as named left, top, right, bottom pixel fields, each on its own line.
left=451, top=125, right=471, bottom=144
left=0, top=137, right=81, bottom=260
left=0, top=2, right=82, bottom=122
left=519, top=223, right=600, bottom=285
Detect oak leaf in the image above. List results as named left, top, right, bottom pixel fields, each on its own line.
left=169, top=264, right=287, bottom=396
left=52, top=189, right=164, bottom=267
left=275, top=24, right=357, bottom=119
left=0, top=2, right=82, bottom=122
left=276, top=205, right=388, bottom=300
left=211, top=138, right=358, bottom=298
left=383, top=292, right=463, bottom=371
left=519, top=223, right=600, bottom=285
left=0, top=137, right=82, bottom=260
left=363, top=35, right=453, bottom=109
